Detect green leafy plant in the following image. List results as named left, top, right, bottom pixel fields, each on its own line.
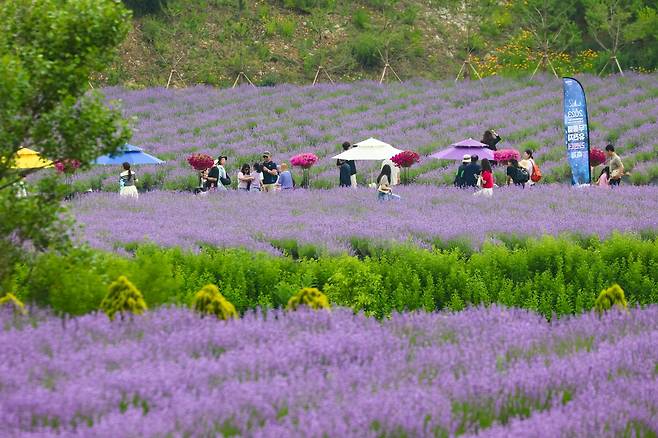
left=594, top=284, right=628, bottom=314
left=287, top=287, right=330, bottom=311
left=192, top=284, right=238, bottom=320
left=100, top=276, right=148, bottom=320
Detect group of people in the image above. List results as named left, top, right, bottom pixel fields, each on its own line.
left=117, top=131, right=626, bottom=200
left=452, top=129, right=541, bottom=197
left=195, top=151, right=294, bottom=194
left=595, top=145, right=625, bottom=187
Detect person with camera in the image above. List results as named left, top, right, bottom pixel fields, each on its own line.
left=261, top=151, right=278, bottom=193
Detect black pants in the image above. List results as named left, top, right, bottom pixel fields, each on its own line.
left=610, top=178, right=621, bottom=187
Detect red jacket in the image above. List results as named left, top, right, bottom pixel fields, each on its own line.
left=481, top=170, right=494, bottom=188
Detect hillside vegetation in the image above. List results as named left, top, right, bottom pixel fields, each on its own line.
left=101, top=0, right=658, bottom=87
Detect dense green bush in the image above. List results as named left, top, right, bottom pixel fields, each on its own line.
left=12, top=234, right=658, bottom=318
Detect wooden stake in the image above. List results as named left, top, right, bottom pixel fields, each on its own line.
left=379, top=63, right=402, bottom=84
left=530, top=53, right=558, bottom=79
left=455, top=58, right=483, bottom=83
left=312, top=66, right=335, bottom=86
left=232, top=71, right=255, bottom=88
left=166, top=69, right=175, bottom=89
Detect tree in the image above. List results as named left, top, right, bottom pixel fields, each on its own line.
left=624, top=5, right=658, bottom=70
left=583, top=0, right=636, bottom=75
left=0, top=0, right=132, bottom=290
left=513, top=0, right=581, bottom=77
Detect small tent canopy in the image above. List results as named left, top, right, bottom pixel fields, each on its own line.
left=430, top=138, right=495, bottom=161
left=11, top=148, right=53, bottom=169
left=332, top=137, right=403, bottom=161
left=94, top=144, right=165, bottom=165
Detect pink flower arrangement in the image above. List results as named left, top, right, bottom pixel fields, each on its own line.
left=290, top=153, right=319, bottom=169
left=494, top=149, right=520, bottom=162
left=589, top=148, right=606, bottom=167
left=187, top=153, right=214, bottom=171
left=54, top=159, right=81, bottom=174
left=390, top=150, right=420, bottom=168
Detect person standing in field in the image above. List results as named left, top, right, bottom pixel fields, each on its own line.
left=523, top=149, right=540, bottom=186
left=276, top=163, right=294, bottom=190
left=336, top=141, right=357, bottom=187
left=119, top=162, right=138, bottom=199
left=250, top=162, right=264, bottom=192
left=596, top=166, right=611, bottom=188
left=462, top=154, right=482, bottom=188
left=481, top=129, right=501, bottom=151
left=261, top=151, right=278, bottom=192
left=339, top=161, right=352, bottom=187
left=454, top=155, right=470, bottom=188
left=474, top=158, right=494, bottom=198
left=237, top=164, right=254, bottom=192
left=207, top=156, right=229, bottom=191
left=377, top=164, right=400, bottom=201
left=605, top=144, right=624, bottom=186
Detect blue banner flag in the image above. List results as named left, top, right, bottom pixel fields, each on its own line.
left=562, top=77, right=591, bottom=185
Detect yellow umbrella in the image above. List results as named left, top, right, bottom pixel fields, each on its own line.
left=12, top=148, right=53, bottom=169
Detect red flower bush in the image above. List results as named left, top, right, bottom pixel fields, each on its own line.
left=590, top=148, right=606, bottom=167
left=494, top=149, right=520, bottom=162
left=390, top=150, right=420, bottom=168
left=187, top=153, right=215, bottom=171
left=290, top=153, right=318, bottom=169
left=54, top=159, right=81, bottom=174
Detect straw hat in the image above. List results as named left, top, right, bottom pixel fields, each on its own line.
left=462, top=154, right=471, bottom=163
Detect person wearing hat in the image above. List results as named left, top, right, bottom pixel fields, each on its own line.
left=206, top=155, right=229, bottom=191
left=261, top=151, right=278, bottom=192
left=453, top=154, right=471, bottom=188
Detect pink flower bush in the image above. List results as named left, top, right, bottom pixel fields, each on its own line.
left=187, top=153, right=214, bottom=171
left=494, top=149, right=520, bottom=162
left=290, top=153, right=318, bottom=169
left=391, top=150, right=420, bottom=168
left=54, top=159, right=81, bottom=174
left=590, top=148, right=606, bottom=167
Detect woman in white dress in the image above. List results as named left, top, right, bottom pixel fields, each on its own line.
left=119, top=162, right=138, bottom=198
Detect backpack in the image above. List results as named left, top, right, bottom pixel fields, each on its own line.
left=516, top=167, right=530, bottom=184
left=530, top=160, right=542, bottom=182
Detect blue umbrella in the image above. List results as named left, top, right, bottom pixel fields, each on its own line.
left=94, top=144, right=165, bottom=165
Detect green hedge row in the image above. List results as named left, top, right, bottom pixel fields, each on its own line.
left=10, top=234, right=658, bottom=318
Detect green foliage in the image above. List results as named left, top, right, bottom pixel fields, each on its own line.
left=286, top=287, right=330, bottom=311
left=352, top=9, right=370, bottom=29
left=0, top=0, right=131, bottom=290
left=594, top=284, right=629, bottom=314
left=192, top=284, right=238, bottom=320
left=11, top=235, right=658, bottom=318
left=351, top=33, right=382, bottom=69
left=100, top=276, right=148, bottom=320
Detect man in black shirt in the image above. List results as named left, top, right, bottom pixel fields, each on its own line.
left=336, top=141, right=357, bottom=187
left=261, top=151, right=278, bottom=192
left=462, top=155, right=482, bottom=188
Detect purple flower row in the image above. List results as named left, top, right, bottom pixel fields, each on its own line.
left=69, top=184, right=658, bottom=254
left=1, top=305, right=656, bottom=437
left=66, top=74, right=658, bottom=190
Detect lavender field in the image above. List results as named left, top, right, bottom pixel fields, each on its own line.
left=71, top=185, right=658, bottom=254
left=71, top=73, right=658, bottom=191
left=1, top=306, right=656, bottom=437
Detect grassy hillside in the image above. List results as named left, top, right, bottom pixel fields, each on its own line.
left=101, top=0, right=452, bottom=88
left=98, top=0, right=658, bottom=88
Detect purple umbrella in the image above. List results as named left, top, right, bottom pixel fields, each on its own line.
left=430, top=138, right=495, bottom=161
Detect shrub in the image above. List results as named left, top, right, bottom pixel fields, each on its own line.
left=287, top=287, right=330, bottom=311
left=353, top=10, right=369, bottom=29
left=351, top=33, right=382, bottom=69
left=100, top=276, right=148, bottom=320
left=192, top=284, right=238, bottom=320
left=594, top=284, right=628, bottom=315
